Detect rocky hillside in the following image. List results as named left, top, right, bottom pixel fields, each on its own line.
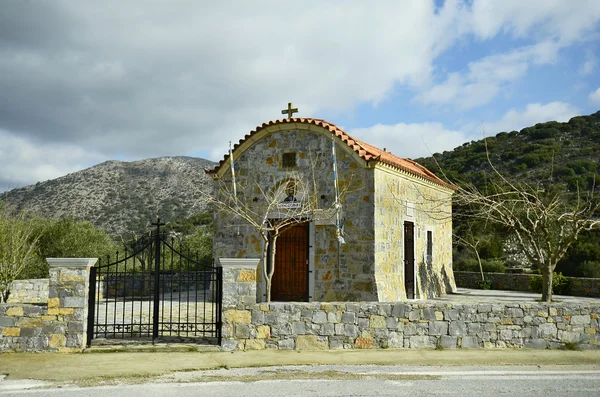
left=2, top=156, right=215, bottom=237
left=416, top=110, right=600, bottom=190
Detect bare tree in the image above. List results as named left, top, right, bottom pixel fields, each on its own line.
left=0, top=204, right=43, bottom=303
left=452, top=151, right=600, bottom=302
left=453, top=220, right=488, bottom=282
left=206, top=157, right=348, bottom=302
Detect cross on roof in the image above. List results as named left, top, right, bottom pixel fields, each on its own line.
left=281, top=102, right=299, bottom=119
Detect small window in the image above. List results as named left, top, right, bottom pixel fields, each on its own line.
left=426, top=230, right=433, bottom=264
left=282, top=152, right=297, bottom=168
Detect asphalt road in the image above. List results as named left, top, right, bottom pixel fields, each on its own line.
left=2, top=366, right=600, bottom=397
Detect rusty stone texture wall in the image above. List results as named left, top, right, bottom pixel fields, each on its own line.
left=0, top=262, right=92, bottom=352
left=6, top=279, right=49, bottom=304
left=222, top=301, right=600, bottom=351
left=213, top=127, right=376, bottom=302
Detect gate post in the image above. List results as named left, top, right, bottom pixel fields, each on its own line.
left=219, top=258, right=260, bottom=351
left=46, top=258, right=97, bottom=351
left=152, top=219, right=164, bottom=340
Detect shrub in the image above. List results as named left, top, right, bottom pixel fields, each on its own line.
left=529, top=272, right=572, bottom=295
left=481, top=260, right=505, bottom=273
left=476, top=279, right=492, bottom=290
left=580, top=261, right=600, bottom=278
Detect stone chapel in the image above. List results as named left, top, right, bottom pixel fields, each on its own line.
left=208, top=114, right=456, bottom=303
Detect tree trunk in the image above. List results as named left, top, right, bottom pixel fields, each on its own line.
left=475, top=251, right=484, bottom=281
left=541, top=265, right=553, bottom=303
left=261, top=239, right=270, bottom=303
left=266, top=235, right=278, bottom=303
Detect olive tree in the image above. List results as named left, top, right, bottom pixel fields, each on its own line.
left=0, top=204, right=43, bottom=302
left=453, top=159, right=600, bottom=302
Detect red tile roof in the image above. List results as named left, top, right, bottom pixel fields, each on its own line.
left=207, top=118, right=454, bottom=190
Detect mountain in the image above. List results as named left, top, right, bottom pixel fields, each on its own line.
left=416, top=110, right=600, bottom=189
left=1, top=156, right=215, bottom=237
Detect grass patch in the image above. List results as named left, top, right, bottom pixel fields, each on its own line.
left=560, top=342, right=581, bottom=351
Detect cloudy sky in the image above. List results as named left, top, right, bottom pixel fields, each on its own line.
left=1, top=0, right=600, bottom=190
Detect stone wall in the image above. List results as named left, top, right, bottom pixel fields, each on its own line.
left=0, top=258, right=95, bottom=352
left=454, top=272, right=600, bottom=298
left=222, top=301, right=600, bottom=351
left=220, top=261, right=599, bottom=351
left=7, top=279, right=49, bottom=304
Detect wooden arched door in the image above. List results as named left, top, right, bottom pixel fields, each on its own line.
left=271, top=223, right=309, bottom=301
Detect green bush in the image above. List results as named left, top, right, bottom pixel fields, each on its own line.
left=476, top=279, right=492, bottom=290
left=481, top=260, right=505, bottom=273
left=529, top=272, right=572, bottom=295
left=580, top=261, right=600, bottom=278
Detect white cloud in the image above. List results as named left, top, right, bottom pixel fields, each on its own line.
left=580, top=53, right=597, bottom=76
left=416, top=41, right=561, bottom=109
left=0, top=130, right=105, bottom=190
left=1, top=1, right=599, bottom=189
left=349, top=101, right=582, bottom=163
left=348, top=122, right=468, bottom=159
left=416, top=0, right=600, bottom=109
left=469, top=102, right=580, bottom=136
left=469, top=0, right=600, bottom=42
left=589, top=88, right=600, bottom=105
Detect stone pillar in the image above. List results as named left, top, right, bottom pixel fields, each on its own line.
left=219, top=258, right=260, bottom=351
left=46, top=258, right=97, bottom=351
left=219, top=258, right=260, bottom=308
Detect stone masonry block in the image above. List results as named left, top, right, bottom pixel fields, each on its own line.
left=409, top=336, right=434, bottom=348
left=369, top=315, right=386, bottom=329
left=0, top=317, right=16, bottom=327
left=62, top=297, right=86, bottom=308
left=237, top=270, right=256, bottom=282
left=388, top=331, right=404, bottom=348
left=342, top=312, right=356, bottom=324
left=391, top=303, right=407, bottom=318
left=423, top=308, right=436, bottom=320
left=461, top=336, right=480, bottom=348
left=444, top=310, right=459, bottom=321
left=386, top=317, right=398, bottom=330
left=224, top=310, right=251, bottom=324
left=312, top=311, right=327, bottom=324
left=6, top=307, right=24, bottom=317
left=571, top=315, right=591, bottom=326
left=440, top=335, right=458, bottom=349
left=355, top=337, right=374, bottom=349
left=296, top=335, right=328, bottom=350
left=525, top=339, right=548, bottom=349
left=449, top=321, right=467, bottom=336
left=292, top=321, right=306, bottom=335
left=537, top=323, right=558, bottom=338
left=49, top=333, right=66, bottom=348
left=17, top=318, right=42, bottom=328
left=234, top=324, right=251, bottom=339
left=429, top=321, right=448, bottom=336
left=2, top=327, right=20, bottom=337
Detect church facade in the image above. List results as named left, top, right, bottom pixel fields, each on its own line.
left=209, top=117, right=456, bottom=302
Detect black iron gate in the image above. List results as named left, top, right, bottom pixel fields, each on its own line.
left=87, top=219, right=222, bottom=346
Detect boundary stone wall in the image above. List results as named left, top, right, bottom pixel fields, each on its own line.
left=0, top=258, right=96, bottom=352
left=221, top=261, right=600, bottom=351
left=454, top=271, right=600, bottom=298
left=7, top=279, right=49, bottom=304
left=222, top=301, right=600, bottom=351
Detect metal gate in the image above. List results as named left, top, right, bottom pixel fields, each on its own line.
left=87, top=220, right=222, bottom=346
